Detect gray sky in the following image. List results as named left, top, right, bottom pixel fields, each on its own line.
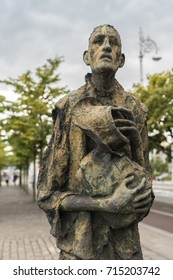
left=0, top=0, right=173, bottom=98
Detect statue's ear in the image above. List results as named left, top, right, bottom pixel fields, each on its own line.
left=119, top=53, right=125, bottom=68
left=83, top=50, right=90, bottom=66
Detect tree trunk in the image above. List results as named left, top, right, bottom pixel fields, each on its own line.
left=19, top=167, right=22, bottom=187
left=33, top=147, right=37, bottom=201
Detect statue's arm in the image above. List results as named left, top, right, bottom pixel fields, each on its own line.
left=101, top=120, right=153, bottom=230
left=139, top=121, right=155, bottom=215
left=60, top=175, right=151, bottom=214
left=37, top=96, right=71, bottom=214
left=110, top=106, right=154, bottom=227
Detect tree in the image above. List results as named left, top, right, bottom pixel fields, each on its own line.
left=0, top=95, right=10, bottom=186
left=133, top=70, right=173, bottom=156
left=150, top=157, right=169, bottom=177
left=0, top=57, right=68, bottom=197
left=0, top=132, right=8, bottom=186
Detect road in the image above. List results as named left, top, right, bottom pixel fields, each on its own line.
left=142, top=180, right=173, bottom=234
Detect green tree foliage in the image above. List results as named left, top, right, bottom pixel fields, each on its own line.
left=0, top=132, right=8, bottom=168
left=0, top=57, right=68, bottom=169
left=0, top=95, right=6, bottom=113
left=133, top=70, right=173, bottom=154
left=0, top=135, right=7, bottom=186
left=0, top=97, right=10, bottom=185
left=150, top=156, right=169, bottom=177
left=0, top=57, right=68, bottom=195
left=0, top=95, right=9, bottom=168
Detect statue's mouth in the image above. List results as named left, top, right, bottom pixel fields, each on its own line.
left=100, top=54, right=112, bottom=61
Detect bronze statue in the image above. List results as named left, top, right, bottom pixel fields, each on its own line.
left=37, top=25, right=154, bottom=260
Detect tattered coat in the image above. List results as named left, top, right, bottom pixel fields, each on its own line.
left=37, top=75, right=152, bottom=260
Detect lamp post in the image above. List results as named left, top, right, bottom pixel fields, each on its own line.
left=139, top=27, right=161, bottom=84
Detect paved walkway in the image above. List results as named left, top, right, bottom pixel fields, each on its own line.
left=0, top=184, right=172, bottom=260
left=0, top=184, right=59, bottom=260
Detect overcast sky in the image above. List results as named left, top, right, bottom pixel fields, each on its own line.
left=0, top=0, right=173, bottom=99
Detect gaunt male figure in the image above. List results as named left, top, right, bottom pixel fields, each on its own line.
left=37, top=25, right=153, bottom=260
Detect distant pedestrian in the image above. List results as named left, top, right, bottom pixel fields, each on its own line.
left=13, top=174, right=18, bottom=185
left=5, top=175, right=9, bottom=186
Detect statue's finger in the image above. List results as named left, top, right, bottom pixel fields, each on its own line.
left=124, top=175, right=134, bottom=185
left=134, top=206, right=149, bottom=213
left=134, top=197, right=152, bottom=209
left=112, top=107, right=134, bottom=120
left=114, top=119, right=136, bottom=127
left=133, top=177, right=146, bottom=194
left=134, top=190, right=151, bottom=203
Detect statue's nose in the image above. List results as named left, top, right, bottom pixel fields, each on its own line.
left=102, top=38, right=111, bottom=52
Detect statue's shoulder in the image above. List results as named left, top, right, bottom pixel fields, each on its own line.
left=129, top=92, right=147, bottom=113
left=115, top=81, right=148, bottom=127
left=115, top=80, right=148, bottom=115
left=122, top=88, right=148, bottom=116
left=52, top=85, right=86, bottom=122
left=126, top=92, right=148, bottom=127
left=55, top=84, right=86, bottom=110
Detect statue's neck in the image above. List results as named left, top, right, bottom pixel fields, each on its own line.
left=91, top=71, right=115, bottom=92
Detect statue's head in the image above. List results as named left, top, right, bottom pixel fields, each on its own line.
left=83, top=24, right=125, bottom=74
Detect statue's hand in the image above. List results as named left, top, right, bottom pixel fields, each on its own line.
left=114, top=119, right=141, bottom=146
left=104, top=175, right=152, bottom=214
left=111, top=106, right=141, bottom=145
left=114, top=118, right=145, bottom=165
left=111, top=106, right=135, bottom=121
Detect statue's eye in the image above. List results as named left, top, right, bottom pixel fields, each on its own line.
left=93, top=36, right=104, bottom=45
left=109, top=38, right=118, bottom=46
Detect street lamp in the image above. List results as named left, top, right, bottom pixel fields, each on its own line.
left=139, top=27, right=161, bottom=84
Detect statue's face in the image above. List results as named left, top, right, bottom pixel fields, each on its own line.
left=85, top=26, right=124, bottom=74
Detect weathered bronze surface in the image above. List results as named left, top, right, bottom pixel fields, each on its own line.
left=37, top=25, right=154, bottom=260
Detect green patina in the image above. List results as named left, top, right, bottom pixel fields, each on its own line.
left=101, top=24, right=107, bottom=34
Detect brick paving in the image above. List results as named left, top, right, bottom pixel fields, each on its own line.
left=0, top=184, right=59, bottom=260
left=0, top=183, right=172, bottom=260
